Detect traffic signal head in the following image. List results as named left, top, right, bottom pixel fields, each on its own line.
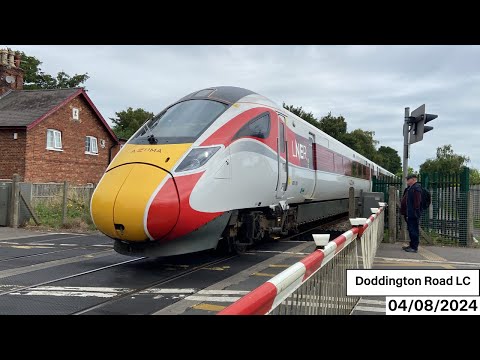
left=424, top=114, right=438, bottom=123
left=423, top=125, right=434, bottom=134
left=408, top=104, right=437, bottom=144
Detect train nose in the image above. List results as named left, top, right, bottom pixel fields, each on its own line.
left=91, top=164, right=179, bottom=241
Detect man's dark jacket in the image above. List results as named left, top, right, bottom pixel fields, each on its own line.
left=400, top=183, right=422, bottom=219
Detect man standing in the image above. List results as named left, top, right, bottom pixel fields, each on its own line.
left=400, top=174, right=422, bottom=253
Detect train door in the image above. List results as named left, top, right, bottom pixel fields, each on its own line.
left=307, top=133, right=317, bottom=199
left=276, top=114, right=288, bottom=199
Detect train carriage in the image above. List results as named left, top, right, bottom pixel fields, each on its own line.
left=91, top=86, right=394, bottom=257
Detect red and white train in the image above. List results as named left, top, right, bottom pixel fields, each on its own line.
left=91, top=86, right=394, bottom=257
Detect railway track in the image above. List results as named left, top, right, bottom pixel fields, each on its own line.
left=0, top=215, right=350, bottom=314
left=0, top=243, right=112, bottom=264
left=0, top=252, right=143, bottom=297
left=273, top=213, right=350, bottom=242
left=71, top=255, right=237, bottom=315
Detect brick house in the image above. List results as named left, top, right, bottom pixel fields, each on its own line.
left=0, top=49, right=120, bottom=185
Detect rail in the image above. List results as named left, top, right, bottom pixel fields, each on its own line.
left=218, top=206, right=385, bottom=315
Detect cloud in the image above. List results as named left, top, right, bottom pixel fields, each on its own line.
left=9, top=45, right=480, bottom=169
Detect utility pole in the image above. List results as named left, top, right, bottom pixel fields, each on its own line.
left=401, top=104, right=438, bottom=243
left=402, top=107, right=410, bottom=191
left=401, top=108, right=410, bottom=242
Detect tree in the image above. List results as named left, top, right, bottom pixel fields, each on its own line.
left=395, top=166, right=415, bottom=178
left=318, top=112, right=348, bottom=141
left=110, top=107, right=154, bottom=139
left=283, top=102, right=395, bottom=169
left=419, top=144, right=470, bottom=174
left=341, top=129, right=379, bottom=161
left=470, top=168, right=480, bottom=185
left=283, top=104, right=350, bottom=143
left=19, top=52, right=89, bottom=90
left=282, top=103, right=319, bottom=128
left=376, top=146, right=402, bottom=174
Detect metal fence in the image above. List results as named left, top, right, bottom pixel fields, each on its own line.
left=373, top=168, right=473, bottom=246
left=271, top=240, right=359, bottom=315
left=472, top=185, right=480, bottom=242
left=218, top=207, right=385, bottom=315
left=473, top=185, right=480, bottom=217
left=360, top=207, right=385, bottom=269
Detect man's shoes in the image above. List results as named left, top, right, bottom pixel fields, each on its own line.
left=402, top=245, right=410, bottom=250
left=403, top=247, right=418, bottom=253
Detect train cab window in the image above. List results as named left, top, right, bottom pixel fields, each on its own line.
left=233, top=112, right=271, bottom=141
left=129, top=99, right=228, bottom=145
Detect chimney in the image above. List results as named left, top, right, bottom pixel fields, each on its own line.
left=0, top=49, right=7, bottom=65
left=0, top=48, right=24, bottom=96
left=14, top=52, right=21, bottom=67
left=8, top=50, right=15, bottom=66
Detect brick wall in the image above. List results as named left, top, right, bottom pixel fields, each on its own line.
left=0, top=129, right=26, bottom=180
left=110, top=139, right=127, bottom=160
left=24, top=95, right=118, bottom=185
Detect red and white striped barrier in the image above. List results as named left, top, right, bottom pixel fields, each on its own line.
left=218, top=207, right=385, bottom=315
left=364, top=208, right=382, bottom=230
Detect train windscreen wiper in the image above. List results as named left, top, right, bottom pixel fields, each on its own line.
left=147, top=135, right=158, bottom=144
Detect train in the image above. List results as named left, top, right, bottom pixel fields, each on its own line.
left=90, top=86, right=394, bottom=257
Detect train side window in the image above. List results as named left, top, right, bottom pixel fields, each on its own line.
left=233, top=112, right=271, bottom=140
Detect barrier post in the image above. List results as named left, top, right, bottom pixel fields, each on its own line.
left=62, top=181, right=69, bottom=226
left=349, top=187, right=355, bottom=218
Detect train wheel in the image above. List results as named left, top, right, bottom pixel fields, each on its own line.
left=233, top=242, right=249, bottom=254
left=219, top=235, right=248, bottom=255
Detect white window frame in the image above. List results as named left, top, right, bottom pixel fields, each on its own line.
left=46, top=129, right=63, bottom=151
left=85, top=136, right=98, bottom=155
left=72, top=108, right=79, bottom=120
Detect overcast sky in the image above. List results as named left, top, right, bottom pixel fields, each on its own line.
left=8, top=45, right=480, bottom=171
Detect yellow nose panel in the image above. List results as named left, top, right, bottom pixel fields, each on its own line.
left=92, top=143, right=191, bottom=242
left=113, top=164, right=170, bottom=241
left=109, top=143, right=193, bottom=171
left=91, top=165, right=134, bottom=239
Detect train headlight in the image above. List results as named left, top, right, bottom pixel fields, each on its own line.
left=175, top=146, right=221, bottom=172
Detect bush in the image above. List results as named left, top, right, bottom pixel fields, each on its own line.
left=29, top=197, right=96, bottom=232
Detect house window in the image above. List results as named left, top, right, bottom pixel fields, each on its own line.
left=85, top=136, right=98, bottom=155
left=46, top=129, right=63, bottom=151
left=72, top=108, right=79, bottom=120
